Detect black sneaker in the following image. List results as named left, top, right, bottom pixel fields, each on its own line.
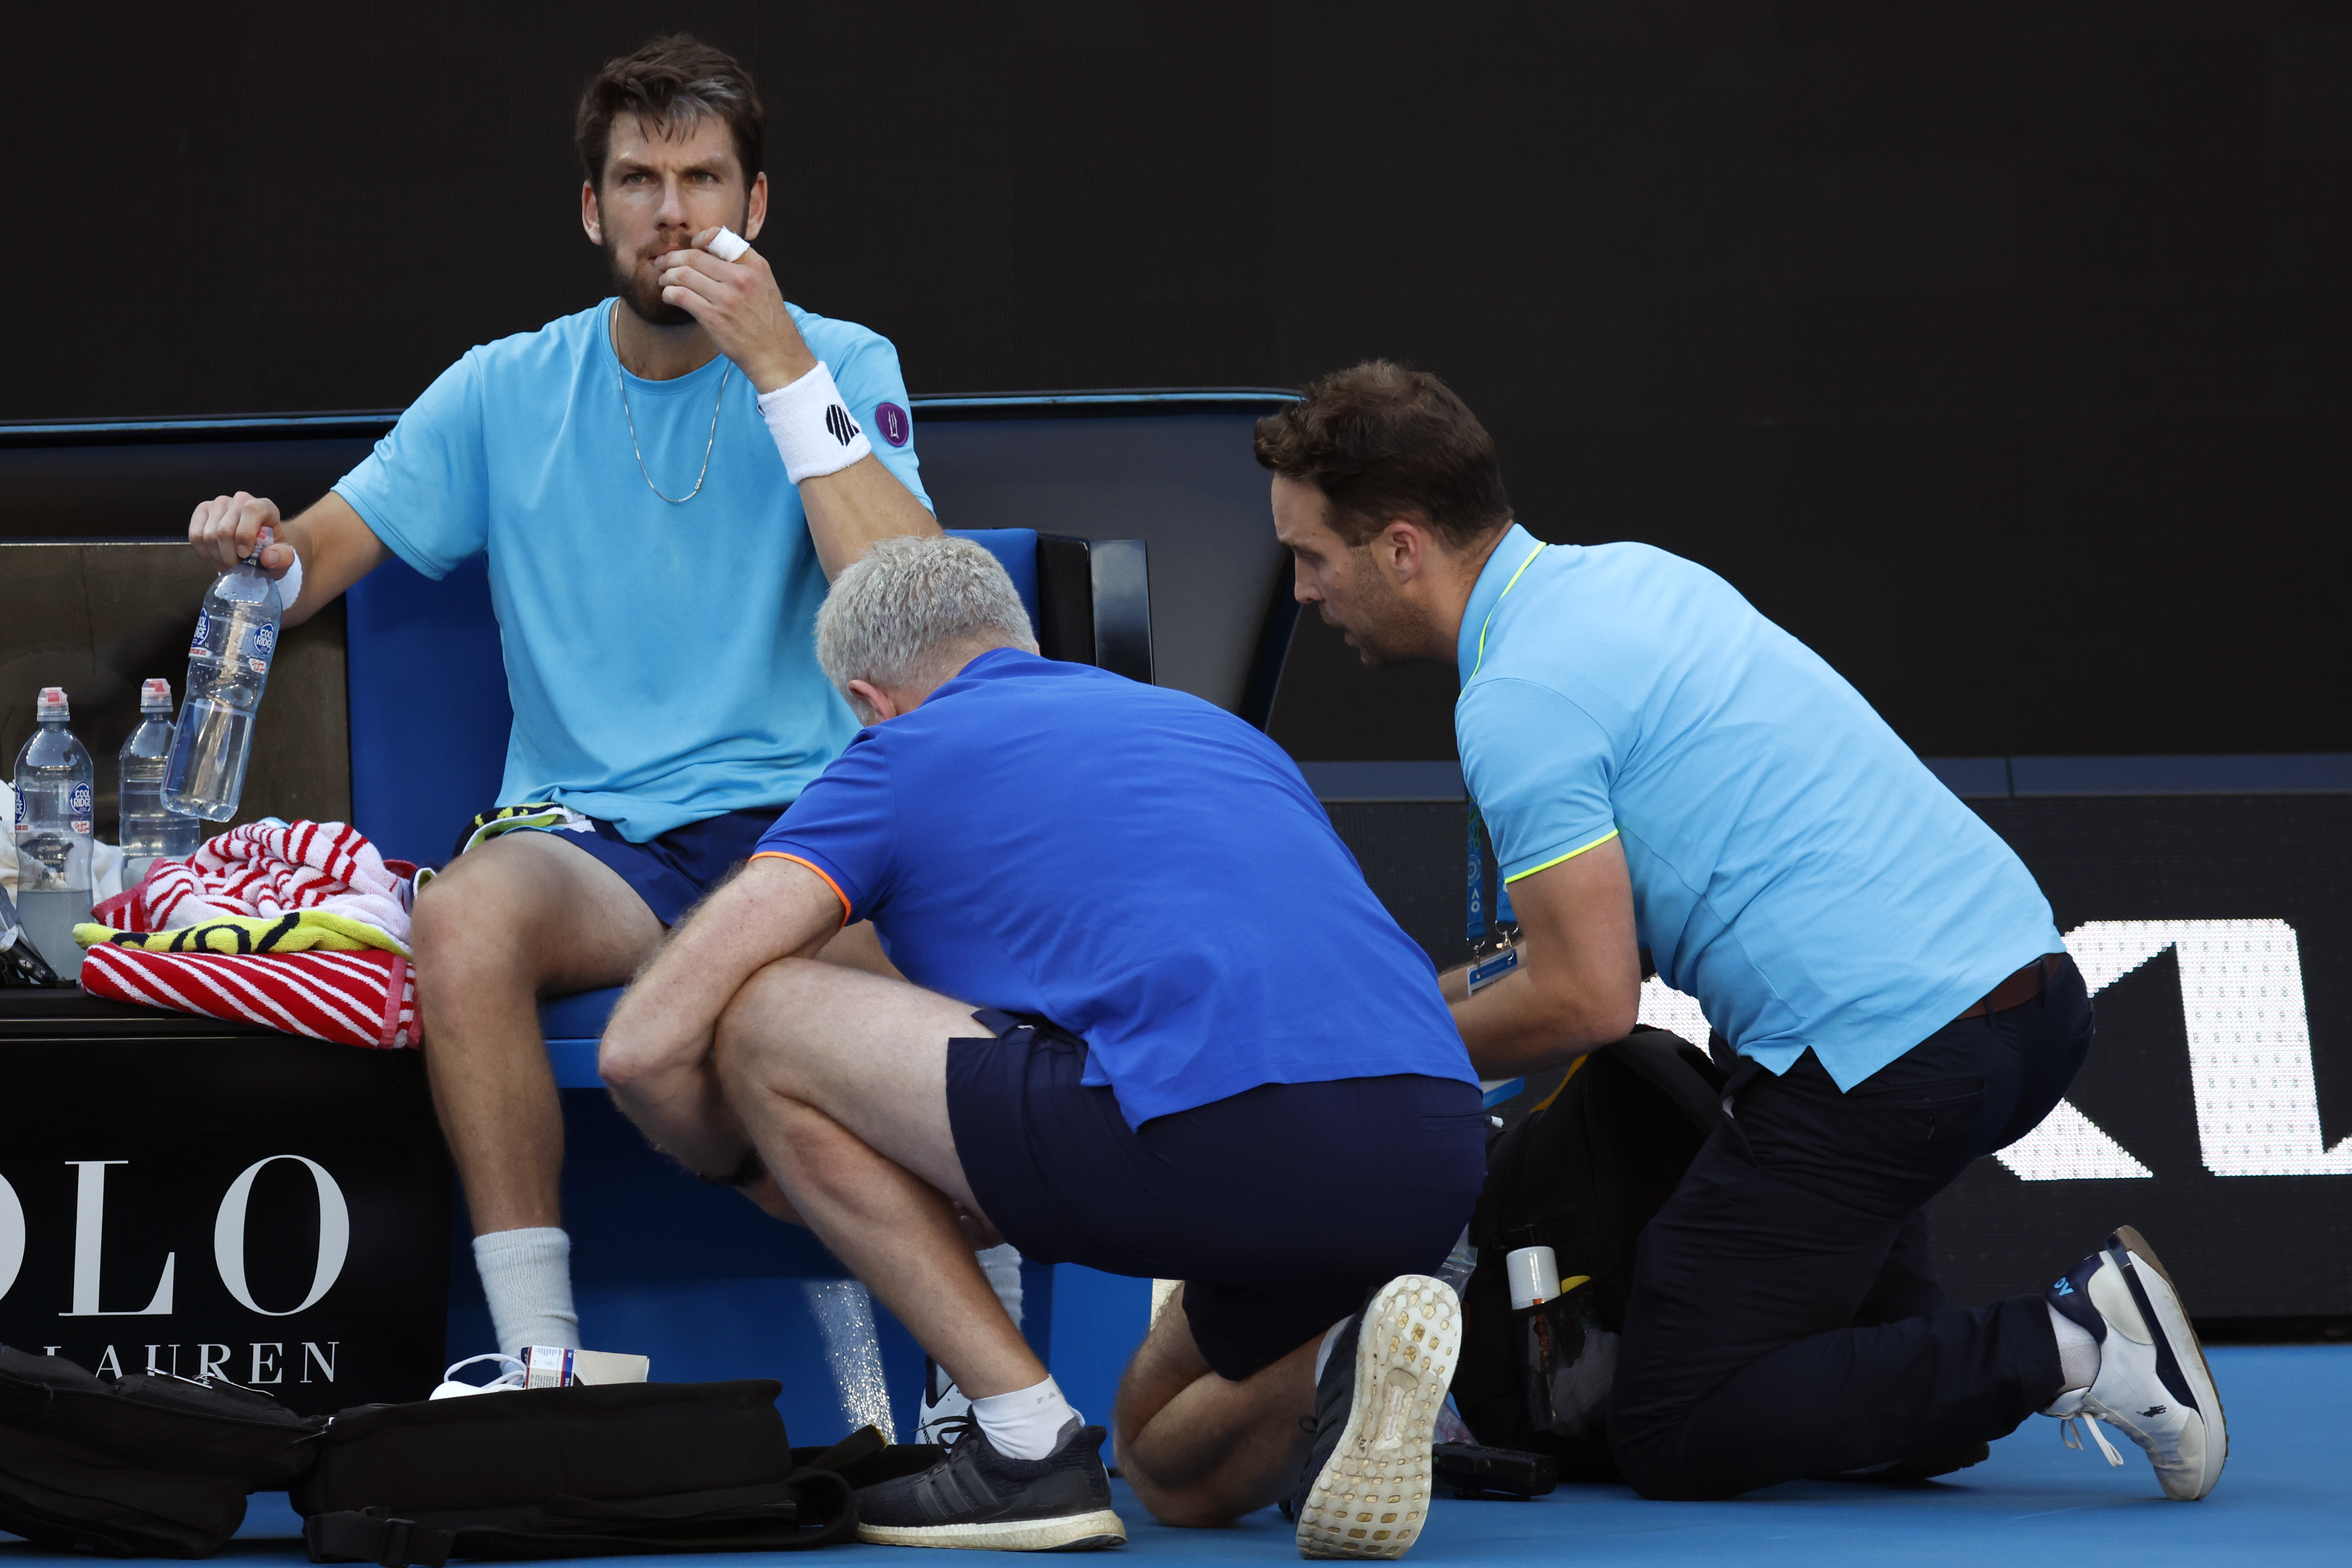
left=1287, top=1275, right=1461, bottom=1560
left=854, top=1413, right=1126, bottom=1551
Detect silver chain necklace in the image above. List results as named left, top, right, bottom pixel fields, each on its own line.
left=617, top=358, right=731, bottom=504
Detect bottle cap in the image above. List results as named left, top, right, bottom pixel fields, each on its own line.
left=1506, top=1244, right=1560, bottom=1311
left=141, top=678, right=173, bottom=710
left=35, top=686, right=67, bottom=720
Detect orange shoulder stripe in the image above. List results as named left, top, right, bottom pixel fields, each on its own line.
left=750, top=851, right=852, bottom=928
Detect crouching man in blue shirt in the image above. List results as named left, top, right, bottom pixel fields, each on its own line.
left=1256, top=361, right=2226, bottom=1504
left=602, top=537, right=1487, bottom=1556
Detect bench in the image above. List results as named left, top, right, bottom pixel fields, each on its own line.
left=0, top=392, right=1299, bottom=1432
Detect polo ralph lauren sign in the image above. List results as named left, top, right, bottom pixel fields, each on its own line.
left=0, top=1009, right=450, bottom=1414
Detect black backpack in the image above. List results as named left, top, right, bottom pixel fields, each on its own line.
left=1450, top=1027, right=1723, bottom=1478
left=294, top=1380, right=878, bottom=1564
left=0, top=1344, right=324, bottom=1557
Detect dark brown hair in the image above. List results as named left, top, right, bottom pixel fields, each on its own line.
left=1253, top=361, right=1512, bottom=549
left=575, top=34, right=765, bottom=188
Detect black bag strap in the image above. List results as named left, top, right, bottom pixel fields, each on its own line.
left=804, top=1424, right=886, bottom=1473
left=305, top=1467, right=857, bottom=1564
left=307, top=1509, right=453, bottom=1568
left=1599, top=1028, right=1721, bottom=1134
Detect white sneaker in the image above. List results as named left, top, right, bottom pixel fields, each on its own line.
left=430, top=1352, right=526, bottom=1399
left=1289, top=1275, right=1463, bottom=1560
left=428, top=1346, right=651, bottom=1399
left=2041, top=1226, right=2226, bottom=1501
left=916, top=1356, right=973, bottom=1444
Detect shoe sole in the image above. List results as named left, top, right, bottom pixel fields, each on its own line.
left=1295, top=1276, right=1461, bottom=1560
left=2109, top=1225, right=2228, bottom=1501
left=856, top=1510, right=1127, bottom=1552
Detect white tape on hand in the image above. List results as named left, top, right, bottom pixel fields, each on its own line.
left=274, top=550, right=304, bottom=613
left=709, top=227, right=751, bottom=262
left=757, top=362, right=873, bottom=483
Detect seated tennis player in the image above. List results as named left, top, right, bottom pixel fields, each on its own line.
left=601, top=536, right=1486, bottom=1555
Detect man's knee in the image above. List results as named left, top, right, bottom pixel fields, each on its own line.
left=412, top=857, right=547, bottom=974
left=712, top=959, right=819, bottom=1083
left=1606, top=1351, right=1741, bottom=1501
left=1608, top=1420, right=1728, bottom=1501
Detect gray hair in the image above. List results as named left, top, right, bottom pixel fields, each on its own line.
left=816, top=536, right=1038, bottom=719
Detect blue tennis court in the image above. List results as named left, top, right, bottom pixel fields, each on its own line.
left=9, top=1344, right=2333, bottom=1568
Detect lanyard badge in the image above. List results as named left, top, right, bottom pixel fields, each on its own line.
left=1466, top=805, right=1521, bottom=995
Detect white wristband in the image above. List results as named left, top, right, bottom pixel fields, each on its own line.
left=757, top=362, right=873, bottom=484
left=274, top=551, right=304, bottom=613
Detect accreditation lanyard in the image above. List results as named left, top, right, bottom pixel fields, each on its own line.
left=1466, top=803, right=1520, bottom=995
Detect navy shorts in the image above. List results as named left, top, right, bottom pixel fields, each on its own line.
left=555, top=809, right=783, bottom=926
left=944, top=1009, right=1489, bottom=1382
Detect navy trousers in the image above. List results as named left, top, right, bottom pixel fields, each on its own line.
left=1608, top=956, right=2096, bottom=1499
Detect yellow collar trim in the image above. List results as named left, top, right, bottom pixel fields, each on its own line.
left=1465, top=539, right=1549, bottom=686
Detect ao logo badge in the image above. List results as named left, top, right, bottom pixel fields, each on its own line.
left=873, top=402, right=911, bottom=449
left=1637, top=918, right=2352, bottom=1180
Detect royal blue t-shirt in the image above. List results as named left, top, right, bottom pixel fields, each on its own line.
left=1456, top=524, right=2063, bottom=1091
left=334, top=299, right=931, bottom=842
left=753, top=650, right=1475, bottom=1127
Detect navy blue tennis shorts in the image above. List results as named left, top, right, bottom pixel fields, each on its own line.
left=560, top=808, right=783, bottom=926
left=944, top=1009, right=1489, bottom=1382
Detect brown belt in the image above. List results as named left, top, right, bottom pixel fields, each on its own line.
left=1954, top=953, right=2062, bottom=1021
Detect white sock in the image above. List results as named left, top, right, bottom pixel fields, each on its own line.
left=978, top=1243, right=1024, bottom=1331
left=2048, top=1302, right=2100, bottom=1391
left=474, top=1228, right=581, bottom=1355
left=971, top=1375, right=1077, bottom=1461
left=1313, top=1317, right=1351, bottom=1385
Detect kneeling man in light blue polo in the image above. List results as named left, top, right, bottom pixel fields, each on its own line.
left=1257, top=361, right=2225, bottom=1504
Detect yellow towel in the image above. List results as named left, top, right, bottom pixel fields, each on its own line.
left=75, top=909, right=410, bottom=957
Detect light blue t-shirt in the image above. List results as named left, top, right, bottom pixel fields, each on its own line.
left=334, top=300, right=931, bottom=842
left=1455, top=524, right=2062, bottom=1090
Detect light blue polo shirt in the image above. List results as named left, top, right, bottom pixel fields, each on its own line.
left=1455, top=524, right=2062, bottom=1090
left=335, top=299, right=930, bottom=842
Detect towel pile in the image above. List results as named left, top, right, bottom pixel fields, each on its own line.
left=74, top=820, right=423, bottom=1049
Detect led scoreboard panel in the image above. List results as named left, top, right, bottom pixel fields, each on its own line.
left=1925, top=794, right=2352, bottom=1321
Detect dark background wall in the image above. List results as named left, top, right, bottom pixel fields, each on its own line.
left=11, top=2, right=2348, bottom=761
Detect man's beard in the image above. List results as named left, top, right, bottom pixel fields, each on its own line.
left=1320, top=584, right=1424, bottom=667
left=607, top=238, right=694, bottom=327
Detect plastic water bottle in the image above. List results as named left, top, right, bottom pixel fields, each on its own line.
left=119, top=677, right=201, bottom=882
left=11, top=686, right=94, bottom=982
left=163, top=546, right=284, bottom=821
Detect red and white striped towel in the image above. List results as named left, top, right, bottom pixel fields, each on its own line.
left=79, top=944, right=418, bottom=1050
left=101, top=819, right=413, bottom=947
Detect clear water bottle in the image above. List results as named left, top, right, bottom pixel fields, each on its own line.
left=1437, top=1228, right=1480, bottom=1296
left=11, top=686, right=94, bottom=982
left=119, top=677, right=201, bottom=883
left=163, top=546, right=284, bottom=821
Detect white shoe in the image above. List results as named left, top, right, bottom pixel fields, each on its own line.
left=1290, top=1275, right=1462, bottom=1560
left=915, top=1355, right=973, bottom=1444
left=430, top=1352, right=526, bottom=1399
left=2042, top=1226, right=2226, bottom=1501
left=427, top=1346, right=651, bottom=1399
